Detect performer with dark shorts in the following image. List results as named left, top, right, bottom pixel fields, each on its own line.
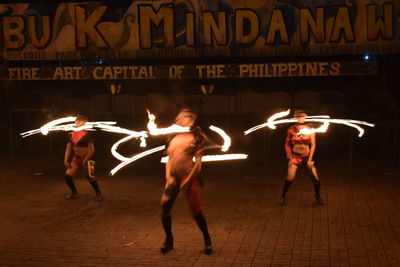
left=160, top=108, right=212, bottom=255
left=279, top=110, right=323, bottom=206
left=64, top=114, right=103, bottom=201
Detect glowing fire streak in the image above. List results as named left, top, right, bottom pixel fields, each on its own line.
left=266, top=109, right=290, bottom=129
left=244, top=110, right=375, bottom=137
left=244, top=115, right=330, bottom=135
left=209, top=125, right=231, bottom=152
left=20, top=117, right=117, bottom=138
left=147, top=110, right=190, bottom=135
left=40, top=117, right=76, bottom=135
left=160, top=154, right=248, bottom=163
left=299, top=122, right=330, bottom=135
left=21, top=115, right=247, bottom=176
left=110, top=145, right=166, bottom=176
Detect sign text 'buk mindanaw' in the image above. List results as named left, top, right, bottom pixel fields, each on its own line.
left=3, top=61, right=378, bottom=80
left=0, top=0, right=399, bottom=60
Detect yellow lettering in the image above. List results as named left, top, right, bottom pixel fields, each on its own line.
left=236, top=10, right=259, bottom=44
left=75, top=5, right=108, bottom=48
left=299, top=8, right=325, bottom=43
left=266, top=10, right=289, bottom=44
left=139, top=5, right=174, bottom=48
left=3, top=16, right=25, bottom=49
left=203, top=12, right=227, bottom=46
left=27, top=16, right=51, bottom=49
left=330, top=7, right=354, bottom=42
left=367, top=4, right=393, bottom=40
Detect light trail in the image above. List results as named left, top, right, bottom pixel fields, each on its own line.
left=209, top=125, right=231, bottom=152
left=161, top=153, right=248, bottom=163
left=110, top=145, right=166, bottom=176
left=147, top=110, right=190, bottom=135
left=244, top=110, right=374, bottom=137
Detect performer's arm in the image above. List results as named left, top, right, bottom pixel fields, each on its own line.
left=180, top=150, right=202, bottom=189
left=165, top=157, right=173, bottom=183
left=82, top=142, right=95, bottom=165
left=307, top=133, right=316, bottom=166
left=285, top=128, right=293, bottom=159
left=64, top=142, right=72, bottom=168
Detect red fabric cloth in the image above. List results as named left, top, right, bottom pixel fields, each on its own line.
left=180, top=175, right=202, bottom=214
left=285, top=125, right=311, bottom=158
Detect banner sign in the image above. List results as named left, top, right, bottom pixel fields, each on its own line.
left=0, top=1, right=399, bottom=61
left=1, top=61, right=378, bottom=80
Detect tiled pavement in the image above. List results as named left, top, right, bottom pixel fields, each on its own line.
left=0, top=157, right=400, bottom=266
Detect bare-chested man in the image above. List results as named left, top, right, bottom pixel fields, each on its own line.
left=160, top=108, right=212, bottom=255
left=64, top=114, right=102, bottom=201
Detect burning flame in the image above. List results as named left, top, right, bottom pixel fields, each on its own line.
left=209, top=125, right=231, bottom=152
left=21, top=113, right=248, bottom=176
left=244, top=110, right=374, bottom=137
left=20, top=117, right=117, bottom=138
left=110, top=145, right=166, bottom=176
left=161, top=154, right=248, bottom=163
left=298, top=121, right=330, bottom=135
left=147, top=110, right=190, bottom=135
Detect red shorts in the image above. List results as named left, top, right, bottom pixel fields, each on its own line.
left=72, top=156, right=84, bottom=166
left=183, top=175, right=202, bottom=214
left=291, top=152, right=309, bottom=166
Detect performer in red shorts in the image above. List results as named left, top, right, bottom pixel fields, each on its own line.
left=160, top=108, right=212, bottom=255
left=279, top=110, right=323, bottom=206
left=64, top=114, right=102, bottom=201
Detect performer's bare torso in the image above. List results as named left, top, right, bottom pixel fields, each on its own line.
left=167, top=132, right=196, bottom=177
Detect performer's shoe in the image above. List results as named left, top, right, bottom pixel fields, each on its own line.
left=95, top=191, right=103, bottom=201
left=161, top=239, right=173, bottom=254
left=314, top=196, right=324, bottom=205
left=204, top=245, right=212, bottom=255
left=65, top=191, right=78, bottom=199
left=204, top=234, right=212, bottom=255
left=279, top=196, right=286, bottom=206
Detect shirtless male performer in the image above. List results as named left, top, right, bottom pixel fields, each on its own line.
left=160, top=108, right=212, bottom=255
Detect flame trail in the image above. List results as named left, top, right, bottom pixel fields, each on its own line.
left=110, top=145, right=166, bottom=176
left=244, top=110, right=374, bottom=137
left=147, top=110, right=190, bottom=135
left=209, top=125, right=231, bottom=152
left=161, top=154, right=248, bottom=163
left=299, top=122, right=330, bottom=135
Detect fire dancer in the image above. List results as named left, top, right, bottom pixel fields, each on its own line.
left=64, top=114, right=103, bottom=201
left=279, top=110, right=323, bottom=206
left=160, top=108, right=212, bottom=254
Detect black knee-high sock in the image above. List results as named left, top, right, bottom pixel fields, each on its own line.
left=313, top=183, right=320, bottom=197
left=161, top=215, right=173, bottom=241
left=89, top=179, right=100, bottom=193
left=65, top=175, right=76, bottom=193
left=193, top=213, right=211, bottom=245
left=281, top=180, right=292, bottom=198
left=309, top=171, right=320, bottom=197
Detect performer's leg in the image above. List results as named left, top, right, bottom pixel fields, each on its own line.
left=65, top=163, right=79, bottom=199
left=86, top=175, right=103, bottom=201
left=309, top=165, right=323, bottom=205
left=186, top=179, right=212, bottom=254
left=160, top=178, right=179, bottom=253
left=280, top=161, right=298, bottom=205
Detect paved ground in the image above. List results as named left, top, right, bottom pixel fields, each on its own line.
left=0, top=156, right=400, bottom=267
